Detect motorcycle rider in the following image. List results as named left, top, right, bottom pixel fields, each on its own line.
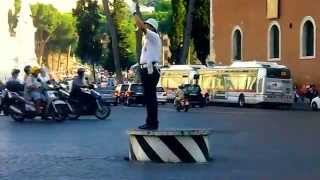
left=6, top=69, right=24, bottom=92
left=175, top=85, right=185, bottom=106
left=39, top=68, right=50, bottom=84
left=25, top=66, right=46, bottom=113
left=23, top=65, right=32, bottom=83
left=70, top=68, right=95, bottom=106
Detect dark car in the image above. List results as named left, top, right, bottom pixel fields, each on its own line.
left=125, top=83, right=144, bottom=106
left=96, top=87, right=118, bottom=106
left=183, top=84, right=206, bottom=107
left=114, top=84, right=129, bottom=104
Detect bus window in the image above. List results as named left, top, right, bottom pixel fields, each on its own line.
left=201, top=76, right=212, bottom=90
left=224, top=75, right=257, bottom=92
left=267, top=68, right=291, bottom=79
left=214, top=75, right=225, bottom=91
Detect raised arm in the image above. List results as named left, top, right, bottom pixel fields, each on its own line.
left=133, top=14, right=147, bottom=34
left=129, top=1, right=147, bottom=33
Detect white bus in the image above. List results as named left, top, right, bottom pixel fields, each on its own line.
left=159, top=65, right=206, bottom=101
left=198, top=61, right=294, bottom=107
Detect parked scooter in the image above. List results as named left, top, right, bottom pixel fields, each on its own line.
left=67, top=85, right=111, bottom=120
left=8, top=85, right=70, bottom=122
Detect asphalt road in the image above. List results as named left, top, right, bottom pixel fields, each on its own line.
left=0, top=104, right=319, bottom=180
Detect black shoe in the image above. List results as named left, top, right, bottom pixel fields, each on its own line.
left=138, top=124, right=158, bottom=130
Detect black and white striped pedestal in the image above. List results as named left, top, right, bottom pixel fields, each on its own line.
left=127, top=129, right=211, bottom=163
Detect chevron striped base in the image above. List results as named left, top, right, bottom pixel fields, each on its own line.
left=128, top=129, right=211, bottom=163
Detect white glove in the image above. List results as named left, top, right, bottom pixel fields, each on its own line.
left=128, top=1, right=136, bottom=15
left=147, top=63, right=154, bottom=75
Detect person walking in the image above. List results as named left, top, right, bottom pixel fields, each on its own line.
left=130, top=2, right=162, bottom=130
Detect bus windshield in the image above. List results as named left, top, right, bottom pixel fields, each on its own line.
left=266, top=68, right=291, bottom=79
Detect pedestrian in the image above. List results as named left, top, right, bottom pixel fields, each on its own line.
left=130, top=2, right=162, bottom=130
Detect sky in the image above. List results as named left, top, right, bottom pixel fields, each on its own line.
left=30, top=0, right=78, bottom=12
left=29, top=0, right=153, bottom=13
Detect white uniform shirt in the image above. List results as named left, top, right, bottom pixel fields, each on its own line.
left=140, top=29, right=162, bottom=64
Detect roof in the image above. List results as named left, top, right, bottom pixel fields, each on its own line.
left=230, top=61, right=287, bottom=69
left=162, top=65, right=207, bottom=71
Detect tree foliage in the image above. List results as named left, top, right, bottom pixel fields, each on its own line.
left=73, top=0, right=103, bottom=65
left=48, top=13, right=77, bottom=53
left=31, top=3, right=61, bottom=65
left=111, top=0, right=136, bottom=69
left=8, top=0, right=21, bottom=34
left=191, top=0, right=210, bottom=65
left=169, top=0, right=186, bottom=64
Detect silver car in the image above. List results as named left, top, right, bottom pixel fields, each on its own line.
left=157, top=87, right=168, bottom=104
left=96, top=87, right=118, bottom=106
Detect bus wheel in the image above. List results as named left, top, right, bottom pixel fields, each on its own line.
left=238, top=95, right=245, bottom=107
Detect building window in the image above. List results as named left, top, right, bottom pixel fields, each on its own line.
left=300, top=16, right=316, bottom=59
left=267, top=0, right=279, bottom=19
left=268, top=22, right=281, bottom=61
left=232, top=26, right=243, bottom=61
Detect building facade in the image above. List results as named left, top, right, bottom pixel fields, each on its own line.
left=213, top=0, right=320, bottom=87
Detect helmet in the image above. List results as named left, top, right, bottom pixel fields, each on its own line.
left=31, top=66, right=40, bottom=75
left=144, top=18, right=159, bottom=31
left=24, top=65, right=31, bottom=74
left=77, top=68, right=85, bottom=75
left=12, top=69, right=20, bottom=75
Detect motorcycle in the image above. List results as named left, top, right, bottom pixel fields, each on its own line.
left=0, top=89, right=15, bottom=116
left=67, top=86, right=111, bottom=120
left=0, top=82, right=24, bottom=116
left=175, top=97, right=190, bottom=112
left=8, top=85, right=70, bottom=122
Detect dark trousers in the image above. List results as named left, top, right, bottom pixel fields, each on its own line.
left=140, top=67, right=160, bottom=126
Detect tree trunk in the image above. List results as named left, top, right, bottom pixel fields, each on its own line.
left=102, top=0, right=123, bottom=83
left=92, top=63, right=96, bottom=82
left=57, top=52, right=61, bottom=72
left=180, top=0, right=195, bottom=64
left=135, top=1, right=143, bottom=63
left=66, top=45, right=71, bottom=76
left=50, top=53, right=54, bottom=71
left=209, top=0, right=215, bottom=62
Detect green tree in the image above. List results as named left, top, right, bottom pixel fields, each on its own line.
left=8, top=0, right=21, bottom=34
left=31, top=3, right=60, bottom=65
left=191, top=0, right=210, bottom=65
left=48, top=13, right=77, bottom=71
left=111, top=0, right=136, bottom=69
left=180, top=0, right=195, bottom=64
left=73, top=0, right=103, bottom=81
left=169, top=0, right=186, bottom=64
left=102, top=0, right=123, bottom=82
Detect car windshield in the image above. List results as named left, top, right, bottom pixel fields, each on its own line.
left=97, top=89, right=114, bottom=94
left=157, top=87, right=164, bottom=92
left=121, top=85, right=129, bottom=92
left=184, top=85, right=200, bottom=94
left=266, top=68, right=291, bottom=79
left=131, top=84, right=144, bottom=92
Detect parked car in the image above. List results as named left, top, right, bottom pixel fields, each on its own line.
left=96, top=87, right=118, bottom=106
left=114, top=84, right=129, bottom=104
left=125, top=83, right=144, bottom=106
left=311, top=96, right=320, bottom=111
left=183, top=84, right=206, bottom=107
left=157, top=87, right=167, bottom=104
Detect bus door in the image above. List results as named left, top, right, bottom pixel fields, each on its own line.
left=213, top=75, right=227, bottom=101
